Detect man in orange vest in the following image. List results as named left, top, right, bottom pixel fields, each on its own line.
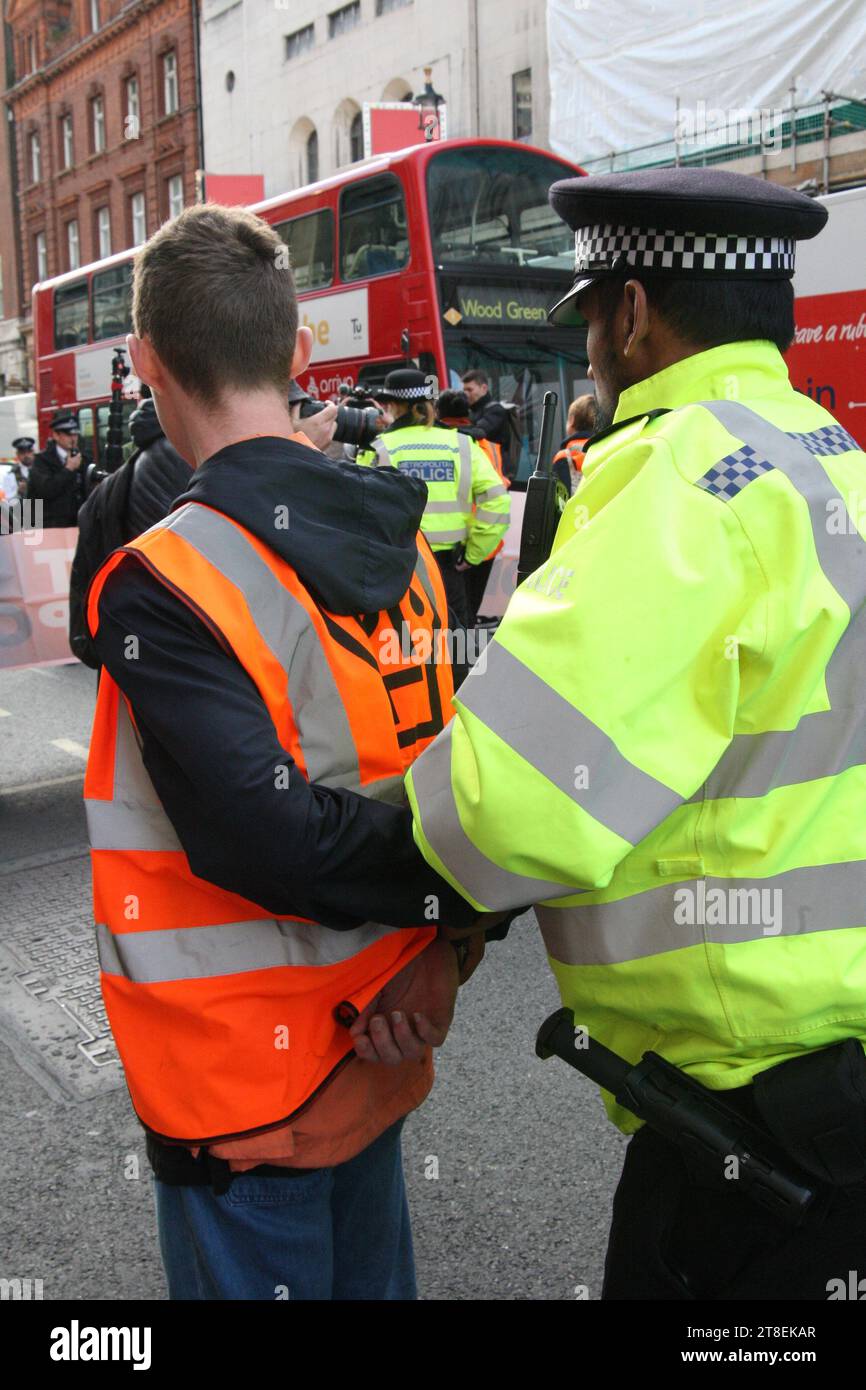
left=552, top=393, right=598, bottom=481
left=84, top=204, right=486, bottom=1300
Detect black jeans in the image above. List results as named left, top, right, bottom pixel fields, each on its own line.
left=603, top=1086, right=866, bottom=1300
left=433, top=546, right=470, bottom=632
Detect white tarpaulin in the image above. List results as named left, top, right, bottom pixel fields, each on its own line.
left=547, top=0, right=866, bottom=165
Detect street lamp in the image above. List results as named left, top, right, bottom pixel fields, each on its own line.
left=413, top=68, right=445, bottom=141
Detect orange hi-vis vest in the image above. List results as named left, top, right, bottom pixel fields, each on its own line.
left=553, top=438, right=588, bottom=475
left=83, top=500, right=454, bottom=1145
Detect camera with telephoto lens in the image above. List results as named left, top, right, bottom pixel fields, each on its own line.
left=288, top=379, right=382, bottom=451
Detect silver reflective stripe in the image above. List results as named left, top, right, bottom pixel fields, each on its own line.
left=413, top=546, right=440, bottom=613
left=97, top=916, right=402, bottom=983
left=456, top=432, right=472, bottom=512
left=475, top=507, right=509, bottom=525
left=370, top=438, right=393, bottom=468
left=456, top=643, right=681, bottom=844
left=477, top=484, right=507, bottom=504
left=697, top=402, right=866, bottom=799
left=411, top=720, right=586, bottom=909
left=162, top=505, right=361, bottom=790
left=426, top=527, right=469, bottom=546
left=425, top=500, right=466, bottom=514
left=85, top=696, right=181, bottom=852
left=538, top=859, right=866, bottom=967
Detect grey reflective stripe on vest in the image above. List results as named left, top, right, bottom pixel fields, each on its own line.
left=538, top=859, right=866, bottom=967
left=477, top=484, right=507, bottom=504
left=456, top=432, right=472, bottom=512
left=96, top=916, right=403, bottom=982
left=85, top=696, right=181, bottom=852
left=696, top=401, right=866, bottom=800
left=457, top=643, right=681, bottom=845
left=410, top=719, right=587, bottom=909
left=147, top=503, right=366, bottom=792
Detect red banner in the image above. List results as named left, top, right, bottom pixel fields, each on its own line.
left=0, top=526, right=78, bottom=670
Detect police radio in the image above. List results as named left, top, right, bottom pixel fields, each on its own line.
left=516, top=391, right=569, bottom=586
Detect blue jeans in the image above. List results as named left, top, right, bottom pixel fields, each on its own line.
left=154, top=1119, right=416, bottom=1300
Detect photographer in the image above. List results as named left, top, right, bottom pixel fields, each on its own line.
left=27, top=410, right=86, bottom=528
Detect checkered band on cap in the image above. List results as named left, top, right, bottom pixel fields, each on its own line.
left=574, top=225, right=796, bottom=276
left=386, top=386, right=432, bottom=399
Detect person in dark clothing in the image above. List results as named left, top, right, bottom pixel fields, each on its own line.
left=461, top=369, right=516, bottom=473
left=68, top=392, right=193, bottom=669
left=27, top=410, right=86, bottom=527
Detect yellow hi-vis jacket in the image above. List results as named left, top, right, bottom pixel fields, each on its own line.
left=358, top=423, right=510, bottom=565
left=406, top=340, right=866, bottom=1132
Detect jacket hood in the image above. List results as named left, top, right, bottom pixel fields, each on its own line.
left=129, top=398, right=165, bottom=448
left=171, top=435, right=427, bottom=615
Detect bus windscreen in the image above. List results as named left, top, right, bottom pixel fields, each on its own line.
left=426, top=146, right=576, bottom=270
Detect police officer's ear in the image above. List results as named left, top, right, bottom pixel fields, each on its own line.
left=622, top=279, right=651, bottom=360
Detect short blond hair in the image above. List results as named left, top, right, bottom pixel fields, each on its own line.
left=132, top=203, right=298, bottom=405
left=567, top=394, right=597, bottom=434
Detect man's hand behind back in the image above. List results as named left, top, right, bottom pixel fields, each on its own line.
left=349, top=936, right=458, bottom=1064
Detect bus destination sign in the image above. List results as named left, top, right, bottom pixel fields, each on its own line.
left=446, top=284, right=554, bottom=327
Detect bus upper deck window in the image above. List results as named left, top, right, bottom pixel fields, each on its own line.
left=274, top=209, right=334, bottom=292
left=426, top=146, right=574, bottom=269
left=339, top=174, right=409, bottom=282
left=54, top=279, right=89, bottom=349
left=93, top=264, right=133, bottom=341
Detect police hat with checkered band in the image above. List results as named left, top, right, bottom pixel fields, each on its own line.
left=376, top=368, right=435, bottom=403
left=547, top=167, right=828, bottom=325
left=12, top=436, right=35, bottom=452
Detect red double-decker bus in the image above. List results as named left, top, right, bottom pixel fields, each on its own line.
left=32, top=138, right=588, bottom=479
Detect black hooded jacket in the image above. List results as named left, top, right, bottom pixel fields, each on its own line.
left=92, top=434, right=478, bottom=932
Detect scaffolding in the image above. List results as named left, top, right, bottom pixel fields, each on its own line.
left=579, top=93, right=866, bottom=193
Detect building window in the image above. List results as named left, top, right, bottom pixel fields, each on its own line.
left=92, top=95, right=105, bottom=153
left=90, top=0, right=100, bottom=32
left=512, top=69, right=532, bottom=141
left=130, top=191, right=147, bottom=245
left=376, top=0, right=412, bottom=13
left=167, top=174, right=184, bottom=219
left=96, top=206, right=111, bottom=258
left=285, top=24, right=315, bottom=60
left=34, top=231, right=47, bottom=282
left=307, top=128, right=318, bottom=184
left=28, top=32, right=36, bottom=72
left=67, top=220, right=81, bottom=271
left=328, top=3, right=360, bottom=39
left=125, top=76, right=140, bottom=140
left=60, top=113, right=74, bottom=169
left=349, top=111, right=363, bottom=163
left=29, top=130, right=41, bottom=183
left=163, top=51, right=178, bottom=115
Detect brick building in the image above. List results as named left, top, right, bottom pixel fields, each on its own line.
left=3, top=0, right=201, bottom=373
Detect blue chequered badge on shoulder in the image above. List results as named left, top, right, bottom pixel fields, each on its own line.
left=695, top=445, right=774, bottom=501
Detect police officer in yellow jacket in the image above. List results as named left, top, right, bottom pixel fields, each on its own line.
left=357, top=169, right=866, bottom=1300
left=358, top=369, right=509, bottom=629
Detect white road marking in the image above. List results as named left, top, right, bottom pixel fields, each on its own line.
left=0, top=772, right=85, bottom=796
left=0, top=708, right=11, bottom=717
left=50, top=738, right=89, bottom=760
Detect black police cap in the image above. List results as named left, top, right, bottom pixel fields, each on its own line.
left=49, top=409, right=79, bottom=432
left=376, top=368, right=434, bottom=403
left=12, top=436, right=35, bottom=451
left=547, top=167, right=828, bottom=324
